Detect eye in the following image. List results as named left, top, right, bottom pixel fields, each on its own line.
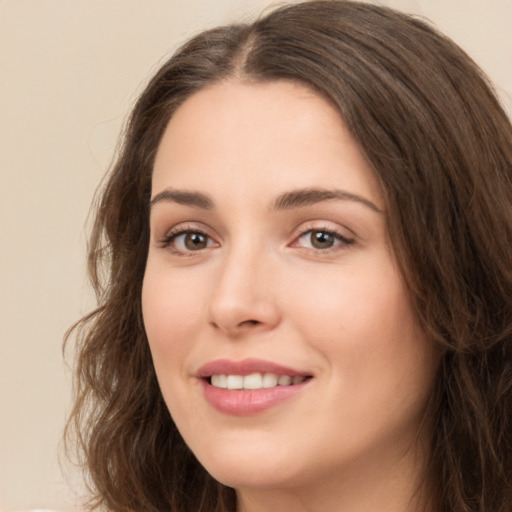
left=160, top=228, right=218, bottom=255
left=294, top=229, right=353, bottom=251
left=175, top=232, right=210, bottom=250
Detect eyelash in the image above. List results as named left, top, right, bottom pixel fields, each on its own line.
left=292, top=227, right=354, bottom=254
left=157, top=224, right=216, bottom=256
left=157, top=224, right=354, bottom=256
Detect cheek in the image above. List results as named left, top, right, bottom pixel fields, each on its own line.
left=287, top=259, right=433, bottom=397
left=141, top=263, right=206, bottom=375
left=286, top=258, right=410, bottom=345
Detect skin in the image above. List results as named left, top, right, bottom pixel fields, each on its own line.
left=142, top=80, right=438, bottom=512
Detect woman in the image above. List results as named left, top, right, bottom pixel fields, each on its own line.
left=66, top=1, right=512, bottom=511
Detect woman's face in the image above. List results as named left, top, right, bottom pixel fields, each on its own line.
left=142, top=80, right=438, bottom=493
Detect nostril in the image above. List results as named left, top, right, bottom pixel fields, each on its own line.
left=240, top=319, right=261, bottom=327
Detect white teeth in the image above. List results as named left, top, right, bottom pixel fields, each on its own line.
left=210, top=372, right=307, bottom=390
left=211, top=374, right=227, bottom=388
left=244, top=373, right=263, bottom=389
left=262, top=373, right=278, bottom=388
left=278, top=375, right=292, bottom=386
left=226, top=375, right=244, bottom=390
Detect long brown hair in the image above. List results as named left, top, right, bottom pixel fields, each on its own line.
left=65, top=1, right=512, bottom=511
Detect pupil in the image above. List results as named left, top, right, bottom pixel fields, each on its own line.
left=185, top=233, right=207, bottom=250
left=312, top=231, right=333, bottom=249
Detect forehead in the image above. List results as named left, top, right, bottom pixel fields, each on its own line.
left=152, top=79, right=381, bottom=208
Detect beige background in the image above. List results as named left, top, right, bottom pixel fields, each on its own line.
left=1, top=0, right=511, bottom=510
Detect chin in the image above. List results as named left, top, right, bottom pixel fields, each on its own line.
left=207, top=463, right=302, bottom=490
left=194, top=443, right=309, bottom=490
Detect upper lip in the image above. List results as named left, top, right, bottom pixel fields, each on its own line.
left=197, top=358, right=311, bottom=378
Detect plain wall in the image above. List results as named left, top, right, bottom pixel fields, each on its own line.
left=1, top=0, right=511, bottom=510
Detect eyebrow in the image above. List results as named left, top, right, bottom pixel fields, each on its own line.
left=150, top=188, right=214, bottom=209
left=272, top=188, right=382, bottom=212
left=150, top=186, right=381, bottom=213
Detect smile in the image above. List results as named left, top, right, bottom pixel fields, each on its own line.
left=210, top=373, right=307, bottom=390
left=198, top=359, right=313, bottom=414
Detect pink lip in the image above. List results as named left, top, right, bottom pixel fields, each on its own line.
left=197, top=358, right=308, bottom=378
left=197, top=358, right=312, bottom=416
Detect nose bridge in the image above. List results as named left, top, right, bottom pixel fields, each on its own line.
left=208, top=232, right=279, bottom=334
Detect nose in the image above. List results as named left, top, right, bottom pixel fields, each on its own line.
left=208, top=245, right=281, bottom=337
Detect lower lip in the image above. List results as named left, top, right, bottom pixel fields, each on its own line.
left=201, top=380, right=309, bottom=415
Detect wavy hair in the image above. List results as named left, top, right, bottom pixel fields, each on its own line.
left=65, top=1, right=512, bottom=511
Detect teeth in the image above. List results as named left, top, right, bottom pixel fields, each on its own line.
left=226, top=375, right=244, bottom=390
left=210, top=372, right=307, bottom=390
left=211, top=374, right=227, bottom=388
left=244, top=373, right=263, bottom=389
left=262, top=373, right=278, bottom=388
left=278, top=375, right=292, bottom=386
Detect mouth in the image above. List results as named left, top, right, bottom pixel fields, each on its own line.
left=208, top=372, right=310, bottom=390
left=197, top=358, right=313, bottom=415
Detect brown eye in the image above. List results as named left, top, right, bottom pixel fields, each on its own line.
left=184, top=232, right=208, bottom=250
left=294, top=228, right=354, bottom=252
left=165, top=230, right=216, bottom=253
left=310, top=230, right=336, bottom=249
